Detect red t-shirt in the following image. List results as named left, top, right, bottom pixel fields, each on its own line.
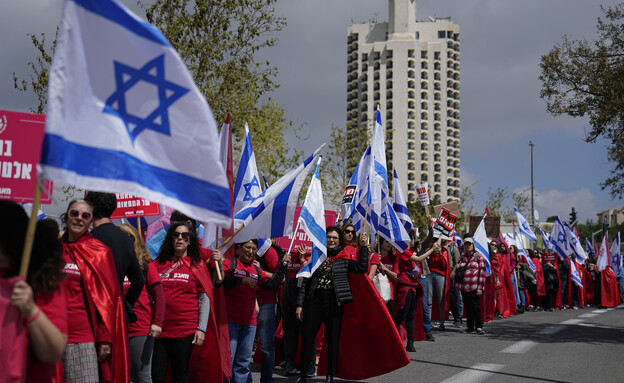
left=223, top=258, right=271, bottom=325
left=286, top=253, right=305, bottom=279
left=428, top=249, right=448, bottom=276
left=154, top=259, right=205, bottom=338
left=62, top=256, right=110, bottom=343
left=122, top=263, right=164, bottom=337
left=257, top=247, right=280, bottom=305
left=368, top=252, right=380, bottom=274
left=380, top=254, right=398, bottom=296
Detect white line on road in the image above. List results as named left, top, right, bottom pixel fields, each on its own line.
left=440, top=363, right=505, bottom=383
left=500, top=340, right=537, bottom=354
left=578, top=323, right=613, bottom=329
left=560, top=319, right=584, bottom=325
left=591, top=309, right=609, bottom=314
left=538, top=325, right=565, bottom=335
left=578, top=313, right=598, bottom=318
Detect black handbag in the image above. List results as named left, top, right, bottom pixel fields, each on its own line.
left=454, top=254, right=473, bottom=283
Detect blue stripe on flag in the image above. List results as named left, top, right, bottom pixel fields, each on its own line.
left=394, top=203, right=410, bottom=216
left=271, top=183, right=294, bottom=238
left=233, top=134, right=254, bottom=199
left=72, top=0, right=170, bottom=47
left=42, top=134, right=230, bottom=217
left=299, top=207, right=326, bottom=245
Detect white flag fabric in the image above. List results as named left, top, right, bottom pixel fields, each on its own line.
left=540, top=227, right=554, bottom=252
left=233, top=144, right=324, bottom=243
left=392, top=169, right=413, bottom=231
left=570, top=260, right=583, bottom=288
left=515, top=207, right=537, bottom=243
left=41, top=0, right=230, bottom=226
left=565, top=223, right=587, bottom=262
left=472, top=216, right=491, bottom=275
left=513, top=225, right=535, bottom=273
left=550, top=217, right=571, bottom=258
left=297, top=159, right=327, bottom=278
left=609, top=232, right=621, bottom=274
left=596, top=232, right=610, bottom=273
left=341, top=146, right=371, bottom=227
left=233, top=124, right=263, bottom=214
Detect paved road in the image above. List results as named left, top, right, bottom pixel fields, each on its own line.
left=250, top=304, right=624, bottom=383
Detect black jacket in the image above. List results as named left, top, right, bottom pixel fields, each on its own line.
left=295, top=245, right=368, bottom=307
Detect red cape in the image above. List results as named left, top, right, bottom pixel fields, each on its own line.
left=0, top=276, right=28, bottom=382
left=180, top=257, right=228, bottom=383
left=316, top=273, right=410, bottom=380
left=583, top=265, right=596, bottom=304
left=600, top=267, right=621, bottom=308
left=63, top=233, right=130, bottom=383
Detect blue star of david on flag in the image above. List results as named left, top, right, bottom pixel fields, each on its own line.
left=243, top=176, right=264, bottom=203
left=103, top=55, right=189, bottom=144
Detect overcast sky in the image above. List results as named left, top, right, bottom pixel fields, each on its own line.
left=2, top=0, right=622, bottom=223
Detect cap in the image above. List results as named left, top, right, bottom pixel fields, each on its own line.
left=463, top=237, right=474, bottom=244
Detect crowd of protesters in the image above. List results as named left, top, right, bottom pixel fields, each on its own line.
left=2, top=195, right=623, bottom=383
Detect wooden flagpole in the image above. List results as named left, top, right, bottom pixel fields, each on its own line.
left=216, top=223, right=245, bottom=252
left=213, top=227, right=223, bottom=282
left=20, top=182, right=42, bottom=278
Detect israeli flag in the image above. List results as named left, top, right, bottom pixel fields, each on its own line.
left=570, top=260, right=583, bottom=288
left=596, top=232, right=610, bottom=273
left=453, top=231, right=463, bottom=247
left=233, top=144, right=324, bottom=243
left=297, top=159, right=327, bottom=278
left=233, top=123, right=263, bottom=214
left=514, top=225, right=536, bottom=273
left=42, top=0, right=230, bottom=226
left=393, top=169, right=413, bottom=231
left=473, top=216, right=491, bottom=275
left=378, top=201, right=411, bottom=252
left=540, top=227, right=554, bottom=252
left=22, top=203, right=46, bottom=220
left=550, top=217, right=571, bottom=258
left=341, top=146, right=371, bottom=225
left=609, top=232, right=621, bottom=274
left=586, top=238, right=595, bottom=255
left=368, top=108, right=390, bottom=231
left=515, top=207, right=537, bottom=243
left=565, top=223, right=587, bottom=262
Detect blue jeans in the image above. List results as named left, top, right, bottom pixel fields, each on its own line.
left=228, top=321, right=257, bottom=383
left=427, top=272, right=446, bottom=322
left=518, top=289, right=526, bottom=306
left=560, top=278, right=568, bottom=307
left=250, top=303, right=276, bottom=383
left=419, top=276, right=431, bottom=334
left=511, top=272, right=520, bottom=304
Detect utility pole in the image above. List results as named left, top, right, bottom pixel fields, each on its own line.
left=529, top=141, right=535, bottom=226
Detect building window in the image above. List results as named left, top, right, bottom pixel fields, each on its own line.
left=415, top=32, right=420, bottom=40
left=434, top=51, right=441, bottom=60
left=438, top=31, right=446, bottom=39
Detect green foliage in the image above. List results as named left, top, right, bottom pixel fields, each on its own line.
left=320, top=123, right=350, bottom=209
left=539, top=4, right=624, bottom=198
left=456, top=185, right=475, bottom=235
left=546, top=216, right=557, bottom=223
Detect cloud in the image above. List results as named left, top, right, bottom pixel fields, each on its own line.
left=534, top=188, right=603, bottom=223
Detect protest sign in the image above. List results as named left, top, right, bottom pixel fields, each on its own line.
left=0, top=110, right=52, bottom=203
left=433, top=201, right=461, bottom=220
left=276, top=207, right=337, bottom=254
left=415, top=182, right=429, bottom=205
left=469, top=216, right=500, bottom=237
left=433, top=207, right=458, bottom=239
left=109, top=193, right=161, bottom=219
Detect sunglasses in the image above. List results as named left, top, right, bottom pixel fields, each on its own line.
left=173, top=231, right=191, bottom=240
left=68, top=209, right=92, bottom=221
left=344, top=229, right=355, bottom=235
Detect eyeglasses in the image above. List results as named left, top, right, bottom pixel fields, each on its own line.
left=327, top=236, right=340, bottom=241
left=344, top=229, right=355, bottom=235
left=68, top=209, right=92, bottom=221
left=173, top=231, right=191, bottom=240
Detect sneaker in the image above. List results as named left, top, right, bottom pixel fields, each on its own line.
left=573, top=306, right=579, bottom=310
left=431, top=321, right=440, bottom=328
left=476, top=328, right=485, bottom=335
left=284, top=364, right=299, bottom=376
left=439, top=322, right=446, bottom=331
left=306, top=366, right=316, bottom=378
left=406, top=341, right=416, bottom=352
left=275, top=361, right=287, bottom=370
left=454, top=320, right=462, bottom=328
left=425, top=333, right=436, bottom=341
left=462, top=328, right=474, bottom=334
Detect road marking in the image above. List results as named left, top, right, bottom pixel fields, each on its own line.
left=578, top=313, right=598, bottom=318
left=560, top=319, right=583, bottom=325
left=500, top=340, right=537, bottom=354
left=538, top=325, right=565, bottom=335
left=592, top=309, right=608, bottom=314
left=578, top=323, right=613, bottom=329
left=441, top=363, right=505, bottom=383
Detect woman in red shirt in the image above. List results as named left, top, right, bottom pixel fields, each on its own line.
left=152, top=222, right=211, bottom=383
left=118, top=224, right=165, bottom=383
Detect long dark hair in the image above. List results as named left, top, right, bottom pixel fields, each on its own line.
left=379, top=236, right=396, bottom=261
left=0, top=201, right=65, bottom=295
left=326, top=226, right=345, bottom=256
left=156, top=222, right=202, bottom=265
left=343, top=223, right=357, bottom=245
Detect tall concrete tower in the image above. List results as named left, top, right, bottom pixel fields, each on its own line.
left=346, top=0, right=460, bottom=203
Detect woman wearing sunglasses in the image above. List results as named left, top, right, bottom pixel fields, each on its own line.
left=152, top=222, right=215, bottom=383
left=60, top=199, right=129, bottom=382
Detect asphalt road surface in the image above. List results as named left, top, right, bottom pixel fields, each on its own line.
left=250, top=304, right=624, bottom=383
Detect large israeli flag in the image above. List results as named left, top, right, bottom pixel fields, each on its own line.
left=515, top=207, right=537, bottom=243
left=377, top=201, right=411, bottom=252
left=609, top=232, right=621, bottom=274
left=341, top=146, right=371, bottom=226
left=570, top=260, right=583, bottom=288
left=393, top=169, right=413, bottom=231
left=233, top=144, right=324, bottom=243
left=565, top=223, right=587, bottom=262
left=550, top=217, right=571, bottom=258
left=297, top=159, right=327, bottom=278
left=41, top=0, right=230, bottom=226
left=233, top=123, right=263, bottom=214
left=473, top=216, right=491, bottom=275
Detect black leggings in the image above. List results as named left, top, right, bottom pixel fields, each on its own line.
left=152, top=335, right=194, bottom=383
left=394, top=289, right=417, bottom=341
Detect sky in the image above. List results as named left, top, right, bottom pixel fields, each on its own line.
left=1, top=0, right=622, bottom=223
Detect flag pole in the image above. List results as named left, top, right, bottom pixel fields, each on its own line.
left=362, top=204, right=370, bottom=233
left=287, top=221, right=302, bottom=256
left=137, top=217, right=141, bottom=235
left=213, top=227, right=223, bottom=282
left=20, top=182, right=42, bottom=278
left=216, top=223, right=245, bottom=251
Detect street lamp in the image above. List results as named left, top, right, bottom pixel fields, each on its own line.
left=529, top=141, right=535, bottom=226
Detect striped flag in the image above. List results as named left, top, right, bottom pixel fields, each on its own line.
left=472, top=216, right=491, bottom=275
left=297, top=159, right=327, bottom=278
left=392, top=169, right=413, bottom=231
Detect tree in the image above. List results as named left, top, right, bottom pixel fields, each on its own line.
left=456, top=184, right=475, bottom=235
left=320, top=123, right=351, bottom=209
left=485, top=186, right=507, bottom=218
left=539, top=4, right=624, bottom=198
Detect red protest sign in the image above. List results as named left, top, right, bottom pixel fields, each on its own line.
left=109, top=193, right=161, bottom=219
left=433, top=207, right=457, bottom=238
left=275, top=207, right=337, bottom=254
left=0, top=110, right=52, bottom=204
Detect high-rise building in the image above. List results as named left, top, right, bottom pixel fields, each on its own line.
left=346, top=0, right=460, bottom=203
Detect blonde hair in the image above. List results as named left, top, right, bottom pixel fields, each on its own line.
left=118, top=223, right=152, bottom=269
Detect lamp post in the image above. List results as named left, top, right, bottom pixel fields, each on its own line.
left=529, top=141, right=535, bottom=226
